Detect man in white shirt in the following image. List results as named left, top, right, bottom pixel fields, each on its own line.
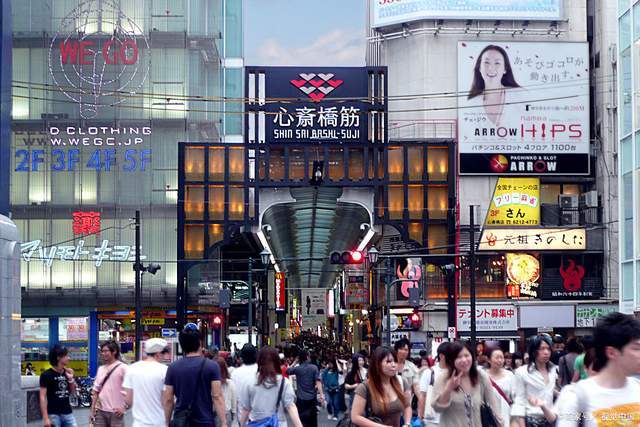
left=122, top=338, right=169, bottom=427
left=230, top=344, right=258, bottom=426
left=418, top=342, right=450, bottom=425
left=555, top=312, right=640, bottom=427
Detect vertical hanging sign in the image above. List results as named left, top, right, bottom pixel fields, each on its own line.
left=274, top=272, right=286, bottom=311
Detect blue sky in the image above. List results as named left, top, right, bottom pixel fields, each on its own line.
left=244, top=0, right=366, bottom=66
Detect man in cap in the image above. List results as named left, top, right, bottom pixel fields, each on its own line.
left=123, top=338, right=170, bottom=427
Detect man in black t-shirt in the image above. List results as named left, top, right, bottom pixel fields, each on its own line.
left=163, top=324, right=227, bottom=427
left=39, top=345, right=78, bottom=427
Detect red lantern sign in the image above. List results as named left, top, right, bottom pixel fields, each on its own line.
left=275, top=272, right=286, bottom=311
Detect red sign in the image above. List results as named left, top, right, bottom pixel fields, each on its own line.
left=560, top=260, right=585, bottom=291
left=60, top=39, right=139, bottom=65
left=72, top=211, right=101, bottom=235
left=274, top=272, right=286, bottom=311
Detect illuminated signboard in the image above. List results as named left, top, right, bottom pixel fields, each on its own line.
left=485, top=178, right=540, bottom=226
left=72, top=211, right=101, bottom=235
left=251, top=67, right=385, bottom=145
left=457, top=304, right=518, bottom=332
left=506, top=253, right=540, bottom=299
left=478, top=228, right=586, bottom=251
left=48, top=0, right=151, bottom=119
left=21, top=239, right=145, bottom=268
left=275, top=272, right=286, bottom=311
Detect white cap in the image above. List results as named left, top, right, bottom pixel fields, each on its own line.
left=144, top=338, right=168, bottom=354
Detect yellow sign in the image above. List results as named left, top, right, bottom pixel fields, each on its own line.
left=478, top=228, right=586, bottom=251
left=485, top=178, right=540, bottom=226
left=141, top=318, right=165, bottom=326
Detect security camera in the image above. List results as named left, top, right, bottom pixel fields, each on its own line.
left=360, top=223, right=371, bottom=232
left=146, top=263, right=162, bottom=275
left=262, top=224, right=272, bottom=233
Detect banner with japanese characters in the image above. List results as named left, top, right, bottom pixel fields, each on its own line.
left=485, top=178, right=540, bottom=226
left=457, top=304, right=518, bottom=332
left=261, top=67, right=376, bottom=144
left=478, top=228, right=586, bottom=251
left=458, top=41, right=589, bottom=175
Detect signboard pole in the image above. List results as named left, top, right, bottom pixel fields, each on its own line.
left=134, top=210, right=141, bottom=361
left=469, top=205, right=477, bottom=353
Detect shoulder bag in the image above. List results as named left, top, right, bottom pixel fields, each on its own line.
left=480, top=374, right=501, bottom=427
left=170, top=358, right=206, bottom=427
left=489, top=376, right=513, bottom=405
left=95, top=362, right=123, bottom=410
left=246, top=377, right=286, bottom=427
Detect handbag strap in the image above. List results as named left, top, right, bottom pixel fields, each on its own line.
left=364, top=382, right=373, bottom=417
left=489, top=376, right=513, bottom=405
left=97, top=362, right=123, bottom=397
left=274, top=377, right=286, bottom=412
left=187, top=358, right=207, bottom=410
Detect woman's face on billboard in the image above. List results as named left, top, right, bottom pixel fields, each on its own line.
left=480, top=49, right=506, bottom=87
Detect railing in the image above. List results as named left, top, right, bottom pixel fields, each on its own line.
left=388, top=120, right=456, bottom=140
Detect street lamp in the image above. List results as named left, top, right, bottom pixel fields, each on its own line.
left=259, top=249, right=271, bottom=346
left=367, top=247, right=379, bottom=265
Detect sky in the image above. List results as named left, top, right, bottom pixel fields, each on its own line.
left=244, top=0, right=366, bottom=66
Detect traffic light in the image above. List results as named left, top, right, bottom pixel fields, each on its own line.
left=410, top=309, right=422, bottom=330
left=330, top=250, right=365, bottom=264
left=408, top=287, right=420, bottom=307
left=212, top=315, right=223, bottom=329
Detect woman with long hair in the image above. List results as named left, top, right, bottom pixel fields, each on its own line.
left=351, top=346, right=411, bottom=427
left=467, top=44, right=521, bottom=126
left=321, top=359, right=341, bottom=421
left=344, top=354, right=367, bottom=411
left=215, top=356, right=236, bottom=427
left=485, top=347, right=515, bottom=427
left=431, top=341, right=502, bottom=426
left=238, top=346, right=303, bottom=427
left=511, top=335, right=558, bottom=427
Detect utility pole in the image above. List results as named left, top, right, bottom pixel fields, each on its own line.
left=262, top=265, right=269, bottom=347
left=134, top=210, right=141, bottom=361
left=469, top=205, right=477, bottom=352
left=248, top=258, right=253, bottom=346
left=447, top=196, right=457, bottom=333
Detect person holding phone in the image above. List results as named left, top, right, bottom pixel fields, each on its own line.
left=432, top=341, right=502, bottom=427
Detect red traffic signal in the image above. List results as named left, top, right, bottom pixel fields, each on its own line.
left=213, top=315, right=223, bottom=328
left=330, top=251, right=365, bottom=265
left=410, top=310, right=422, bottom=330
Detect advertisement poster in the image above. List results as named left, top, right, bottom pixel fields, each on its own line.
left=506, top=253, right=540, bottom=299
left=457, top=304, right=518, bottom=332
left=458, top=41, right=589, bottom=175
left=485, top=178, right=540, bottom=226
left=301, top=289, right=327, bottom=331
left=395, top=257, right=422, bottom=300
left=372, top=0, right=562, bottom=27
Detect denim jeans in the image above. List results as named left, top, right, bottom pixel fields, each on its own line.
left=327, top=390, right=341, bottom=418
left=49, top=413, right=78, bottom=427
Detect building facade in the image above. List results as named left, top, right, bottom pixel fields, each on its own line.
left=12, top=0, right=242, bottom=376
left=618, top=0, right=640, bottom=315
left=368, top=0, right=619, bottom=347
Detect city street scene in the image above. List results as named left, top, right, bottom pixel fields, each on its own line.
left=1, top=0, right=640, bottom=426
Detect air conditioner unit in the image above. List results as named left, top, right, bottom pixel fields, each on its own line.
left=559, top=194, right=579, bottom=209
left=579, top=191, right=598, bottom=208
left=561, top=211, right=579, bottom=225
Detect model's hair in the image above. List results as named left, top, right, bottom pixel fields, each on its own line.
left=178, top=330, right=201, bottom=354
left=444, top=342, right=479, bottom=386
left=216, top=356, right=230, bottom=384
left=257, top=346, right=281, bottom=385
left=511, top=351, right=523, bottom=370
left=593, top=312, right=640, bottom=370
left=468, top=44, right=520, bottom=99
left=527, top=334, right=553, bottom=372
left=394, top=338, right=411, bottom=352
left=240, top=344, right=257, bottom=365
left=100, top=340, right=121, bottom=360
left=367, top=346, right=408, bottom=413
left=436, top=341, right=451, bottom=360
left=349, top=354, right=364, bottom=382
left=565, top=337, right=583, bottom=354
left=48, top=345, right=68, bottom=367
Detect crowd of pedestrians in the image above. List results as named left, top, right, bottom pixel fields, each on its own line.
left=37, top=311, right=640, bottom=426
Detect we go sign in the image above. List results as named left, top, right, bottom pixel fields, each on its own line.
left=59, top=39, right=139, bottom=65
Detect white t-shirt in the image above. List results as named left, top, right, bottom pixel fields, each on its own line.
left=419, top=364, right=444, bottom=423
left=230, top=364, right=259, bottom=418
left=555, top=377, right=640, bottom=427
left=122, top=360, right=168, bottom=427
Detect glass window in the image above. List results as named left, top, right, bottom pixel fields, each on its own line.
left=562, top=184, right=580, bottom=195
left=209, top=147, right=225, bottom=181
left=407, top=185, right=424, bottom=219
left=289, top=149, right=305, bottom=181
left=428, top=225, right=448, bottom=254
left=623, top=173, right=634, bottom=259
left=388, top=147, right=403, bottom=181
left=184, top=225, right=204, bottom=259
left=427, top=147, right=448, bottom=181
left=269, top=149, right=285, bottom=181
left=408, top=222, right=423, bottom=244
left=367, top=148, right=375, bottom=179
left=209, top=186, right=225, bottom=220
left=185, top=185, right=205, bottom=220
left=620, top=0, right=629, bottom=15
left=328, top=148, right=344, bottom=181
left=21, top=318, right=50, bottom=342
left=228, top=147, right=244, bottom=181
left=622, top=262, right=633, bottom=301
left=377, top=187, right=385, bottom=218
left=225, top=68, right=243, bottom=135
left=636, top=3, right=640, bottom=41
left=209, top=224, right=224, bottom=247
left=623, top=136, right=633, bottom=173
left=185, top=147, right=205, bottom=181
left=349, top=148, right=364, bottom=181
left=621, top=11, right=631, bottom=51
left=540, top=184, right=561, bottom=204
left=407, top=146, right=424, bottom=180
left=228, top=186, right=244, bottom=220
left=621, top=47, right=632, bottom=135
left=388, top=185, right=404, bottom=219
left=428, top=186, right=448, bottom=219
left=224, top=0, right=243, bottom=57
left=58, top=317, right=88, bottom=341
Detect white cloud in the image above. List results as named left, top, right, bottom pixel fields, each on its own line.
left=254, top=29, right=366, bottom=66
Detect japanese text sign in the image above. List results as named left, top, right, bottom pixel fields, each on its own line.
left=73, top=211, right=101, bottom=235
left=457, top=304, right=518, bottom=332
left=485, top=178, right=540, bottom=226
left=575, top=305, right=616, bottom=328
left=346, top=275, right=369, bottom=308
left=21, top=239, right=145, bottom=268
left=506, top=253, right=540, bottom=299
left=275, top=272, right=286, bottom=311
left=478, top=228, right=586, bottom=251
left=458, top=41, right=589, bottom=175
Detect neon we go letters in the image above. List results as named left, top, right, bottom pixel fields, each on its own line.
left=59, top=39, right=139, bottom=65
